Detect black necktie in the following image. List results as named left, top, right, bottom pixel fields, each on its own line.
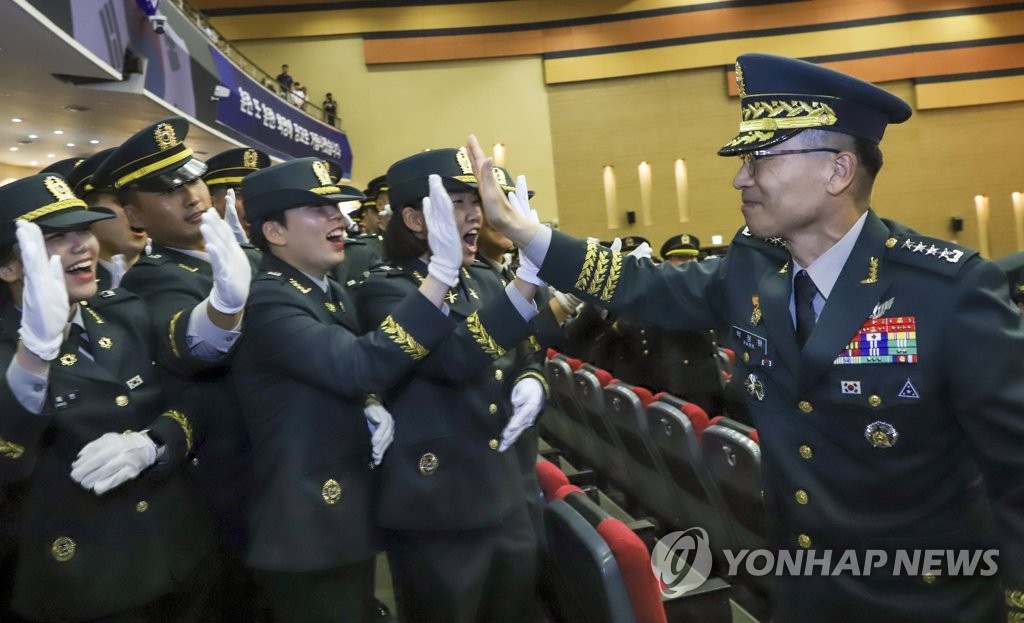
left=794, top=270, right=818, bottom=348
left=67, top=324, right=93, bottom=358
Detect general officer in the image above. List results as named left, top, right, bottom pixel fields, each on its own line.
left=0, top=174, right=215, bottom=622
left=92, top=117, right=263, bottom=620
left=353, top=149, right=545, bottom=623
left=471, top=52, right=1024, bottom=623
left=231, top=158, right=463, bottom=622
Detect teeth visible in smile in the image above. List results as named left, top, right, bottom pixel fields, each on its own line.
left=67, top=261, right=91, bottom=272
left=326, top=229, right=344, bottom=240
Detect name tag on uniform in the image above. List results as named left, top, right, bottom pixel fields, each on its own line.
left=732, top=326, right=768, bottom=355
left=53, top=391, right=80, bottom=410
left=126, top=375, right=144, bottom=390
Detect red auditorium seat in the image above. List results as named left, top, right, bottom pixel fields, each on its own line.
left=542, top=499, right=638, bottom=623
left=701, top=424, right=769, bottom=598
left=563, top=491, right=668, bottom=623
left=603, top=382, right=666, bottom=513
left=543, top=356, right=583, bottom=455
left=574, top=367, right=627, bottom=489
left=536, top=459, right=571, bottom=502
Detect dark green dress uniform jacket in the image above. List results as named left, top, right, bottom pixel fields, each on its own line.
left=332, top=234, right=383, bottom=290
left=538, top=211, right=1024, bottom=623
left=119, top=243, right=260, bottom=549
left=0, top=291, right=213, bottom=623
left=353, top=260, right=543, bottom=531
left=231, top=253, right=454, bottom=572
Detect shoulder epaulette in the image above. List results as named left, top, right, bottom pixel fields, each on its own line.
left=85, top=287, right=141, bottom=309
left=882, top=232, right=977, bottom=278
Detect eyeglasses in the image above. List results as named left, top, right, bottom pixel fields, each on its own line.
left=738, top=148, right=840, bottom=176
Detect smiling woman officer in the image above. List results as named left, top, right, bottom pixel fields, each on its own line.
left=0, top=174, right=215, bottom=622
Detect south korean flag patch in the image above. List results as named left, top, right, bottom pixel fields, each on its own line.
left=841, top=380, right=862, bottom=395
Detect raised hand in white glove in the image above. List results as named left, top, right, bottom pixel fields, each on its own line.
left=628, top=242, right=653, bottom=259
left=364, top=401, right=395, bottom=466
left=423, top=174, right=462, bottom=288
left=201, top=208, right=251, bottom=314
left=70, top=431, right=157, bottom=495
left=610, top=238, right=622, bottom=252
left=499, top=377, right=545, bottom=452
left=507, top=175, right=545, bottom=286
left=109, top=254, right=128, bottom=289
left=223, top=188, right=249, bottom=245
left=15, top=221, right=69, bottom=361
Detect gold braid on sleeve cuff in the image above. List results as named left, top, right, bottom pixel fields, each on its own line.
left=168, top=310, right=184, bottom=359
left=515, top=370, right=550, bottom=398
left=467, top=312, right=506, bottom=359
left=0, top=438, right=25, bottom=460
left=161, top=410, right=193, bottom=454
left=381, top=315, right=429, bottom=360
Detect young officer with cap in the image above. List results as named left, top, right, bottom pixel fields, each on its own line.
left=331, top=174, right=385, bottom=290
left=203, top=146, right=272, bottom=243
left=63, top=148, right=148, bottom=290
left=0, top=174, right=215, bottom=622
left=353, top=148, right=545, bottom=623
left=92, top=116, right=263, bottom=620
left=232, top=158, right=464, bottom=622
left=472, top=52, right=1024, bottom=623
left=660, top=233, right=701, bottom=266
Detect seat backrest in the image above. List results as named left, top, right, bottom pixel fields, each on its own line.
left=563, top=493, right=668, bottom=623
left=701, top=424, right=766, bottom=539
left=543, top=500, right=638, bottom=623
left=574, top=368, right=613, bottom=444
left=604, top=383, right=658, bottom=474
left=645, top=400, right=709, bottom=504
left=546, top=356, right=576, bottom=414
left=536, top=459, right=571, bottom=502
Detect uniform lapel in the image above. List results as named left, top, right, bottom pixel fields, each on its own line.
left=328, top=279, right=361, bottom=334
left=450, top=267, right=482, bottom=318
left=799, top=211, right=895, bottom=393
left=55, top=306, right=119, bottom=386
left=757, top=259, right=801, bottom=380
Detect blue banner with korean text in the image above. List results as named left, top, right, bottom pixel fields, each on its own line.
left=209, top=45, right=353, bottom=177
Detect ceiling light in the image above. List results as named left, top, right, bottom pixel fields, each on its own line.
left=29, top=161, right=38, bottom=166
left=46, top=153, right=54, bottom=158
left=9, top=147, right=17, bottom=152
left=89, top=139, right=99, bottom=144
left=53, top=130, right=63, bottom=135
left=11, top=118, right=22, bottom=123
left=66, top=143, right=75, bottom=147
left=28, top=134, right=37, bottom=139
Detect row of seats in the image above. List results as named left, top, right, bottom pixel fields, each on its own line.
left=541, top=350, right=770, bottom=609
left=535, top=459, right=731, bottom=623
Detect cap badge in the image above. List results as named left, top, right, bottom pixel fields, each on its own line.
left=455, top=147, right=473, bottom=175
left=312, top=161, right=333, bottom=186
left=681, top=234, right=690, bottom=245
left=735, top=60, right=746, bottom=97
left=153, top=122, right=178, bottom=151
left=864, top=421, right=898, bottom=448
left=243, top=149, right=259, bottom=169
left=492, top=166, right=509, bottom=187
left=43, top=176, right=76, bottom=202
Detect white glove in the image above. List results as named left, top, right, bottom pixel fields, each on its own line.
left=364, top=401, right=395, bottom=466
left=15, top=221, right=69, bottom=361
left=610, top=238, right=622, bottom=252
left=201, top=208, right=251, bottom=314
left=628, top=242, right=653, bottom=259
left=109, top=254, right=127, bottom=289
left=70, top=431, right=157, bottom=495
left=223, top=189, right=249, bottom=245
left=507, top=175, right=545, bottom=287
left=551, top=288, right=583, bottom=316
left=423, top=174, right=462, bottom=287
left=499, top=377, right=545, bottom=452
